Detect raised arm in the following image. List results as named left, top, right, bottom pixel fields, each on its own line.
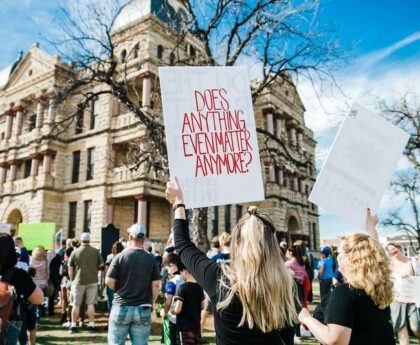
left=366, top=208, right=379, bottom=242
left=166, top=178, right=219, bottom=298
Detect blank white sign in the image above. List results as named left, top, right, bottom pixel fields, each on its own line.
left=309, top=102, right=409, bottom=229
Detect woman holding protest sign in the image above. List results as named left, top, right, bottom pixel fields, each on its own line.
left=387, top=241, right=420, bottom=345
left=165, top=177, right=297, bottom=345
left=0, top=233, right=44, bottom=345
left=298, top=210, right=395, bottom=345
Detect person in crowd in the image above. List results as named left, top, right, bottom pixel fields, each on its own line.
left=14, top=237, right=30, bottom=265
left=68, top=232, right=104, bottom=334
left=48, top=251, right=62, bottom=316
left=106, top=224, right=160, bottom=345
left=172, top=266, right=205, bottom=345
left=318, top=245, right=334, bottom=301
left=155, top=250, right=163, bottom=271
left=57, top=239, right=66, bottom=258
left=0, top=233, right=44, bottom=345
left=285, top=245, right=307, bottom=343
left=166, top=178, right=297, bottom=345
left=104, top=241, right=124, bottom=313
left=211, top=233, right=231, bottom=264
left=298, top=209, right=395, bottom=345
left=15, top=247, right=28, bottom=271
left=59, top=242, right=74, bottom=324
left=161, top=253, right=185, bottom=345
left=293, top=240, right=313, bottom=307
left=279, top=241, right=288, bottom=261
left=387, top=241, right=420, bottom=344
left=206, top=236, right=220, bottom=259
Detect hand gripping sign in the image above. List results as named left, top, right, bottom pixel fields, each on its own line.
left=159, top=67, right=264, bottom=209
left=309, top=102, right=410, bottom=229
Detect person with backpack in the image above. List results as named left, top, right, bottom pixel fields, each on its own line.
left=0, top=233, right=44, bottom=345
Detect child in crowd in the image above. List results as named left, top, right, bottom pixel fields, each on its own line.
left=172, top=266, right=205, bottom=345
left=161, top=253, right=185, bottom=345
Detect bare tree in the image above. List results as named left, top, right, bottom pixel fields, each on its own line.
left=45, top=0, right=346, bottom=249
left=379, top=94, right=420, bottom=250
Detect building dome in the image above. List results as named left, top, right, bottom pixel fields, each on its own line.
left=112, top=0, right=184, bottom=33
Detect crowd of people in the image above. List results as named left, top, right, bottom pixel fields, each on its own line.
left=0, top=178, right=419, bottom=345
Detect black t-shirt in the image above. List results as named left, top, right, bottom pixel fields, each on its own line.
left=324, top=284, right=395, bottom=345
left=174, top=281, right=204, bottom=332
left=174, top=219, right=293, bottom=345
left=1, top=268, right=37, bottom=309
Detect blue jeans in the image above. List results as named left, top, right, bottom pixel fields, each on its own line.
left=3, top=320, right=22, bottom=345
left=108, top=305, right=151, bottom=345
left=106, top=286, right=115, bottom=312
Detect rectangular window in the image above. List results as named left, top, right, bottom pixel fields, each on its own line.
left=24, top=160, right=31, bottom=178
left=211, top=206, right=218, bottom=238
left=224, top=205, right=231, bottom=233
left=83, top=200, right=92, bottom=233
left=29, top=114, right=37, bottom=131
left=312, top=223, right=317, bottom=250
left=68, top=202, right=77, bottom=238
left=86, top=147, right=95, bottom=180
left=75, top=106, right=84, bottom=134
left=71, top=151, right=80, bottom=183
left=236, top=205, right=243, bottom=222
left=90, top=99, right=99, bottom=129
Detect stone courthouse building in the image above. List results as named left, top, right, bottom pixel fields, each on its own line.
left=0, top=0, right=319, bottom=249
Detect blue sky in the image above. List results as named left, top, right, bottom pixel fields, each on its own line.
left=1, top=0, right=419, bottom=241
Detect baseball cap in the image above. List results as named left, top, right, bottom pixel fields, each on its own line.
left=320, top=246, right=331, bottom=256
left=80, top=232, right=91, bottom=242
left=128, top=224, right=147, bottom=240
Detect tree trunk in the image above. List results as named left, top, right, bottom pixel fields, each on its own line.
left=192, top=208, right=210, bottom=252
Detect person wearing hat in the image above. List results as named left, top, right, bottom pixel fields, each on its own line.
left=68, top=232, right=104, bottom=334
left=318, top=245, right=334, bottom=302
left=106, top=224, right=160, bottom=345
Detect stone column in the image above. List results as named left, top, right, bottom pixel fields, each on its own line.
left=268, top=165, right=275, bottom=182
left=8, top=161, right=18, bottom=181
left=290, top=127, right=297, bottom=147
left=276, top=118, right=283, bottom=138
left=293, top=175, right=299, bottom=191
left=41, top=150, right=56, bottom=174
left=278, top=168, right=284, bottom=186
left=4, top=110, right=14, bottom=139
left=300, top=179, right=306, bottom=194
left=35, top=96, right=45, bottom=128
left=0, top=164, right=7, bottom=184
left=106, top=199, right=115, bottom=224
left=135, top=195, right=148, bottom=226
left=47, top=98, right=56, bottom=123
left=142, top=77, right=151, bottom=108
left=30, top=154, right=39, bottom=176
left=14, top=105, right=24, bottom=136
left=297, top=131, right=303, bottom=152
left=265, top=113, right=274, bottom=134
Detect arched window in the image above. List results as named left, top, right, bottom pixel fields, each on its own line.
left=189, top=45, right=196, bottom=58
left=157, top=45, right=164, bottom=59
left=133, top=43, right=139, bottom=58
left=120, top=49, right=127, bottom=63
left=169, top=52, right=175, bottom=66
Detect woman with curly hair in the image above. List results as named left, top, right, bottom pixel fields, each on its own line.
left=299, top=210, right=395, bottom=345
left=166, top=178, right=297, bottom=345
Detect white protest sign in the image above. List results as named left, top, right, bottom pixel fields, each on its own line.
left=159, top=66, right=264, bottom=209
left=392, top=275, right=420, bottom=306
left=309, top=102, right=410, bottom=229
left=0, top=224, right=12, bottom=234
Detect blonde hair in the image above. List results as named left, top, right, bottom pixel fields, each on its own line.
left=32, top=246, right=47, bottom=261
left=217, top=207, right=297, bottom=332
left=218, top=232, right=231, bottom=248
left=341, top=233, right=393, bottom=309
